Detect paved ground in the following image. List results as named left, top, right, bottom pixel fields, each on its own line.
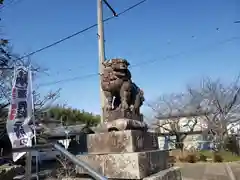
left=12, top=161, right=240, bottom=179
left=177, top=162, right=240, bottom=180
left=228, top=162, right=240, bottom=180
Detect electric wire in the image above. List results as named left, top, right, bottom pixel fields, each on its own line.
left=45, top=26, right=226, bottom=76
left=0, top=0, right=24, bottom=10
left=16, top=0, right=148, bottom=61
left=37, top=36, right=240, bottom=87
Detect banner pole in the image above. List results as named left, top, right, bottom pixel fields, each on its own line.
left=29, top=67, right=39, bottom=180
left=25, top=152, right=32, bottom=180
left=6, top=66, right=35, bottom=179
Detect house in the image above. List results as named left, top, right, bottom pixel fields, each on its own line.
left=153, top=115, right=210, bottom=150
left=227, top=123, right=240, bottom=135
left=0, top=110, right=94, bottom=163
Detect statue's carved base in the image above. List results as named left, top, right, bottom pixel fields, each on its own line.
left=94, top=118, right=148, bottom=132
left=103, top=108, right=143, bottom=122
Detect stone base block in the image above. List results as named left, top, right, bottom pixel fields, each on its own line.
left=87, top=130, right=159, bottom=153
left=95, top=118, right=148, bottom=133
left=143, top=167, right=182, bottom=180
left=103, top=108, right=143, bottom=122
left=76, top=150, right=168, bottom=179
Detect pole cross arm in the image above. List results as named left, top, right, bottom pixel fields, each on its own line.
left=103, top=0, right=118, bottom=16
left=12, top=143, right=108, bottom=180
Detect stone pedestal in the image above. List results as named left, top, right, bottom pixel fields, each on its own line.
left=75, top=129, right=182, bottom=180
left=76, top=150, right=168, bottom=179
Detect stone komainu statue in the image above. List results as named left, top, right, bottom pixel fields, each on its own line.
left=101, top=58, right=144, bottom=115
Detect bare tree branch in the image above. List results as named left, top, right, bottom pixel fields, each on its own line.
left=187, top=76, right=240, bottom=150
left=148, top=93, right=207, bottom=150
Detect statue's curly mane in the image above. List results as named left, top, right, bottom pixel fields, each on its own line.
left=101, top=59, right=131, bottom=90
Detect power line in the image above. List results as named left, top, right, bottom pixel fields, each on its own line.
left=130, top=36, right=240, bottom=68
left=37, top=36, right=240, bottom=87
left=0, top=0, right=23, bottom=10
left=45, top=26, right=227, bottom=76
left=16, top=0, right=148, bottom=61
left=37, top=73, right=98, bottom=87
left=0, top=0, right=15, bottom=9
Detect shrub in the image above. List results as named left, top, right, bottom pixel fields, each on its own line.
left=224, top=135, right=239, bottom=155
left=178, top=156, right=186, bottom=162
left=198, top=153, right=207, bottom=162
left=185, top=154, right=197, bottom=163
left=213, top=153, right=223, bottom=162
left=0, top=165, right=24, bottom=180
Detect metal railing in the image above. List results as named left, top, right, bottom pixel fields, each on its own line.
left=12, top=143, right=108, bottom=180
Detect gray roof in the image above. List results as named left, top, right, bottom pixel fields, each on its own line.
left=42, top=124, right=94, bottom=137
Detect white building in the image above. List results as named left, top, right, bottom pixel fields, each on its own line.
left=227, top=123, right=240, bottom=134
left=157, top=116, right=208, bottom=133
left=156, top=116, right=209, bottom=150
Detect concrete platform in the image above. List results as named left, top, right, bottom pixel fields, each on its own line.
left=143, top=167, right=182, bottom=180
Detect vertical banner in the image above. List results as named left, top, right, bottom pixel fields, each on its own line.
left=6, top=66, right=34, bottom=162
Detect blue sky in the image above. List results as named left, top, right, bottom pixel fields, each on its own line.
left=1, top=0, right=240, bottom=115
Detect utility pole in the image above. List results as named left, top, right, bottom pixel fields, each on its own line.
left=97, top=0, right=106, bottom=123
left=97, top=0, right=117, bottom=123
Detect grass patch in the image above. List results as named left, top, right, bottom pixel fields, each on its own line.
left=198, top=150, right=240, bottom=162
left=0, top=164, right=12, bottom=170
